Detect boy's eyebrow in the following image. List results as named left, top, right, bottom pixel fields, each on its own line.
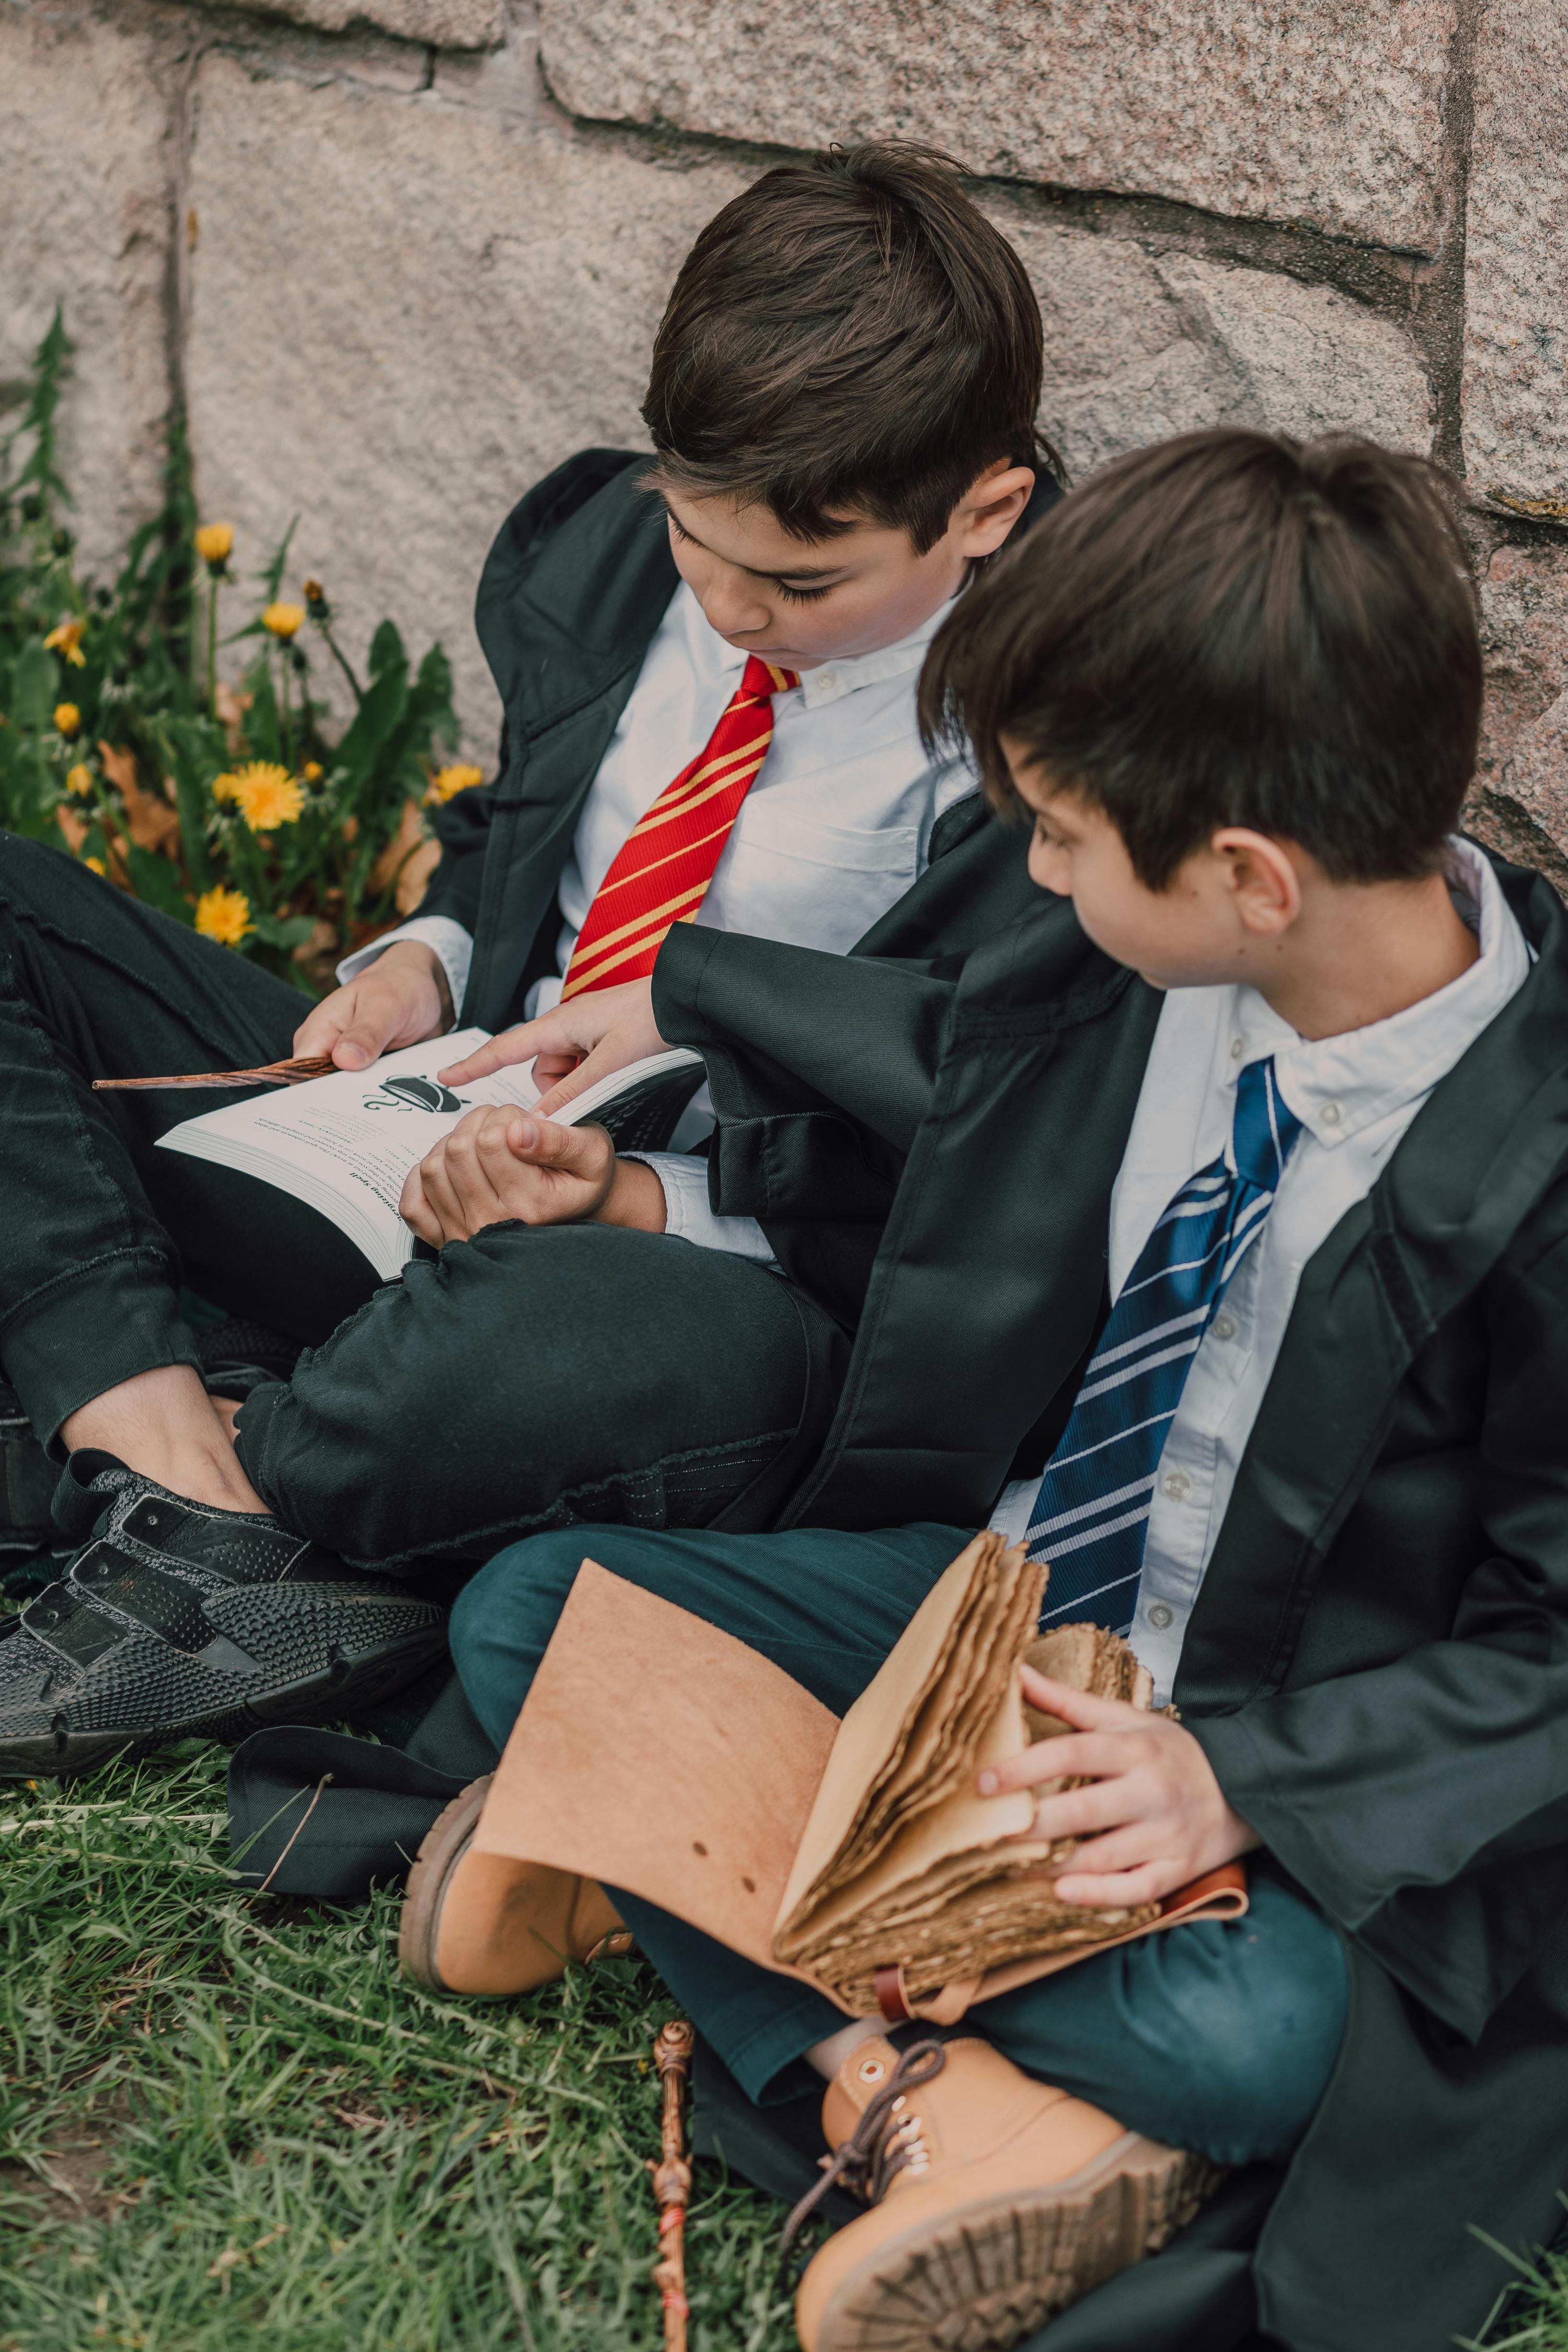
left=658, top=498, right=851, bottom=583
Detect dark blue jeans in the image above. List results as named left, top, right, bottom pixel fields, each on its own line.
left=451, top=1524, right=1347, bottom=2167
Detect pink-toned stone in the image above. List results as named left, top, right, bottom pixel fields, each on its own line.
left=539, top=0, right=1457, bottom=250
left=185, top=51, right=750, bottom=750
left=0, top=3, right=177, bottom=582
left=1461, top=0, right=1568, bottom=520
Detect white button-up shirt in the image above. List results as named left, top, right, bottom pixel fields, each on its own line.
left=991, top=839, right=1532, bottom=1699
left=340, top=579, right=972, bottom=1039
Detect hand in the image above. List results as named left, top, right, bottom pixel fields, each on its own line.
left=438, top=978, right=667, bottom=1115
left=293, top=941, right=453, bottom=1071
left=398, top=1105, right=668, bottom=1246
left=976, top=1663, right=1261, bottom=1909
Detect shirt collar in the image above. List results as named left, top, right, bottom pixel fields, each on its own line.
left=1230, top=839, right=1532, bottom=1151
left=679, top=581, right=954, bottom=710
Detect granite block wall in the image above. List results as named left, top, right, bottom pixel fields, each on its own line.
left=2, top=0, right=1563, bottom=879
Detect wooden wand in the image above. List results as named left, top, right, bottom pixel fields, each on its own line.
left=92, top=1055, right=339, bottom=1091
left=649, top=2019, right=695, bottom=2352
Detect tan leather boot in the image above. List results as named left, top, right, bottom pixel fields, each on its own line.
left=791, top=2036, right=1219, bottom=2351
left=397, top=1775, right=632, bottom=1996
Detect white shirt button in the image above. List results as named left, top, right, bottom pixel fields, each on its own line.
left=1212, top=1310, right=1238, bottom=1342
left=1230, top=1037, right=1245, bottom=1060
left=1320, top=1101, right=1342, bottom=1126
left=1161, top=1470, right=1191, bottom=1501
left=1147, top=1602, right=1175, bottom=1631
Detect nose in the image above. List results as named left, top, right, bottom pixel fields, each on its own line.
left=699, top=564, right=773, bottom=640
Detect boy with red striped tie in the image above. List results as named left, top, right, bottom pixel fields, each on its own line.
left=0, top=146, right=1058, bottom=1770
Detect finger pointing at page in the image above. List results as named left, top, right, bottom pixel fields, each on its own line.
left=437, top=977, right=664, bottom=1092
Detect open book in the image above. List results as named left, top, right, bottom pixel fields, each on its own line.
left=156, top=1030, right=705, bottom=1281
left=470, top=1531, right=1247, bottom=2025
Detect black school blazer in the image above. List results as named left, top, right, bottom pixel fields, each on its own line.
left=419, top=448, right=1052, bottom=1035
left=651, top=864, right=1568, bottom=2352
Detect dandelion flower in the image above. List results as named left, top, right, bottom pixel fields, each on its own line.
left=303, top=579, right=326, bottom=607
left=44, top=618, right=86, bottom=667
left=65, top=763, right=93, bottom=796
left=54, top=702, right=81, bottom=738
left=303, top=760, right=323, bottom=783
left=195, top=522, right=234, bottom=569
left=262, top=602, right=305, bottom=640
left=427, top=763, right=485, bottom=804
left=226, top=761, right=305, bottom=831
left=84, top=856, right=107, bottom=877
left=195, top=886, right=252, bottom=945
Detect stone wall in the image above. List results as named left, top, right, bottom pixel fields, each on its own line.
left=3, top=0, right=1565, bottom=878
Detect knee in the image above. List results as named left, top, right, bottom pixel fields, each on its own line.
left=448, top=1532, right=591, bottom=1748
left=1165, top=1908, right=1349, bottom=2165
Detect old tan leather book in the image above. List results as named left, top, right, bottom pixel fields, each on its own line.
left=471, top=1530, right=1246, bottom=2025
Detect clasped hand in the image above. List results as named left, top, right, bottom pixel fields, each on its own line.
left=978, top=1663, right=1260, bottom=1909
left=399, top=1108, right=667, bottom=1246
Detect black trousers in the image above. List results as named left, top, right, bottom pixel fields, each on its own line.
left=0, top=837, right=845, bottom=1566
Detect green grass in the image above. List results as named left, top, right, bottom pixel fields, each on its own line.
left=0, top=1745, right=795, bottom=2351
left=4, top=1746, right=1565, bottom=2352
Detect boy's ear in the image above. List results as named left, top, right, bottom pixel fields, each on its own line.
left=953, top=461, right=1036, bottom=560
left=1212, top=827, right=1304, bottom=937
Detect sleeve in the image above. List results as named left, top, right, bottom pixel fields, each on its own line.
left=1190, top=1213, right=1568, bottom=2042
left=335, top=916, right=472, bottom=1014
left=650, top=921, right=959, bottom=1226
left=622, top=1152, right=779, bottom=1266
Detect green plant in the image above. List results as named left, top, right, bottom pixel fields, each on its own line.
left=0, top=311, right=482, bottom=993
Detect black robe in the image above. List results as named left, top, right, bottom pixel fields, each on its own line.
left=644, top=869, right=1568, bottom=2352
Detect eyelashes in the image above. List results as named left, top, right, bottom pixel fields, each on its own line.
left=666, top=514, right=837, bottom=604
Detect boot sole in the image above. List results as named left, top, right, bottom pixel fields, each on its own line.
left=0, top=1626, right=447, bottom=1780
left=398, top=1775, right=493, bottom=1991
left=810, top=2136, right=1220, bottom=2351
left=399, top=1782, right=631, bottom=1996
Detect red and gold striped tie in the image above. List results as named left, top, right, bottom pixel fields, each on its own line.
left=560, top=655, right=799, bottom=1002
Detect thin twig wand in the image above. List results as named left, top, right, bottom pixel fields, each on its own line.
left=649, top=2019, right=695, bottom=2352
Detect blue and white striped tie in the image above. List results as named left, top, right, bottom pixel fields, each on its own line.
left=1026, top=1056, right=1303, bottom=1634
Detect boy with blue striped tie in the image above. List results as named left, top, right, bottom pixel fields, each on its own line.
left=414, top=430, right=1568, bottom=2352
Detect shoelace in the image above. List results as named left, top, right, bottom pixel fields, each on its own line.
left=779, top=2039, right=948, bottom=2270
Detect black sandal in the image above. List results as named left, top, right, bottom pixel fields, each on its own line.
left=0, top=1459, right=447, bottom=1778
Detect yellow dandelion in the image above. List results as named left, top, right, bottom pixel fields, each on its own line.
left=54, top=702, right=81, bottom=738
left=84, top=856, right=107, bottom=877
left=303, top=760, right=323, bottom=783
left=195, top=522, right=234, bottom=567
left=262, top=602, right=305, bottom=640
left=426, top=763, right=485, bottom=804
left=226, top=760, right=305, bottom=831
left=195, top=885, right=252, bottom=945
left=44, top=618, right=86, bottom=667
left=65, top=763, right=94, bottom=796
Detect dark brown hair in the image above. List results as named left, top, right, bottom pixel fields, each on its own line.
left=642, top=143, right=1061, bottom=551
left=919, top=429, right=1483, bottom=887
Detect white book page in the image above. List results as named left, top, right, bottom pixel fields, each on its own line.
left=156, top=1031, right=702, bottom=1282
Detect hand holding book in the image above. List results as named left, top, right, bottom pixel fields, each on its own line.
left=981, top=1662, right=1261, bottom=1911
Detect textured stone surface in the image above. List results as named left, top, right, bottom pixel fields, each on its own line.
left=1462, top=0, right=1568, bottom=519
left=1477, top=541, right=1568, bottom=773
left=540, top=0, right=1456, bottom=250
left=185, top=52, right=750, bottom=752
left=0, top=2, right=177, bottom=581
left=990, top=209, right=1434, bottom=479
left=197, top=0, right=504, bottom=51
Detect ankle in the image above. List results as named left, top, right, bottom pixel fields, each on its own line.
left=62, top=1364, right=270, bottom=1515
